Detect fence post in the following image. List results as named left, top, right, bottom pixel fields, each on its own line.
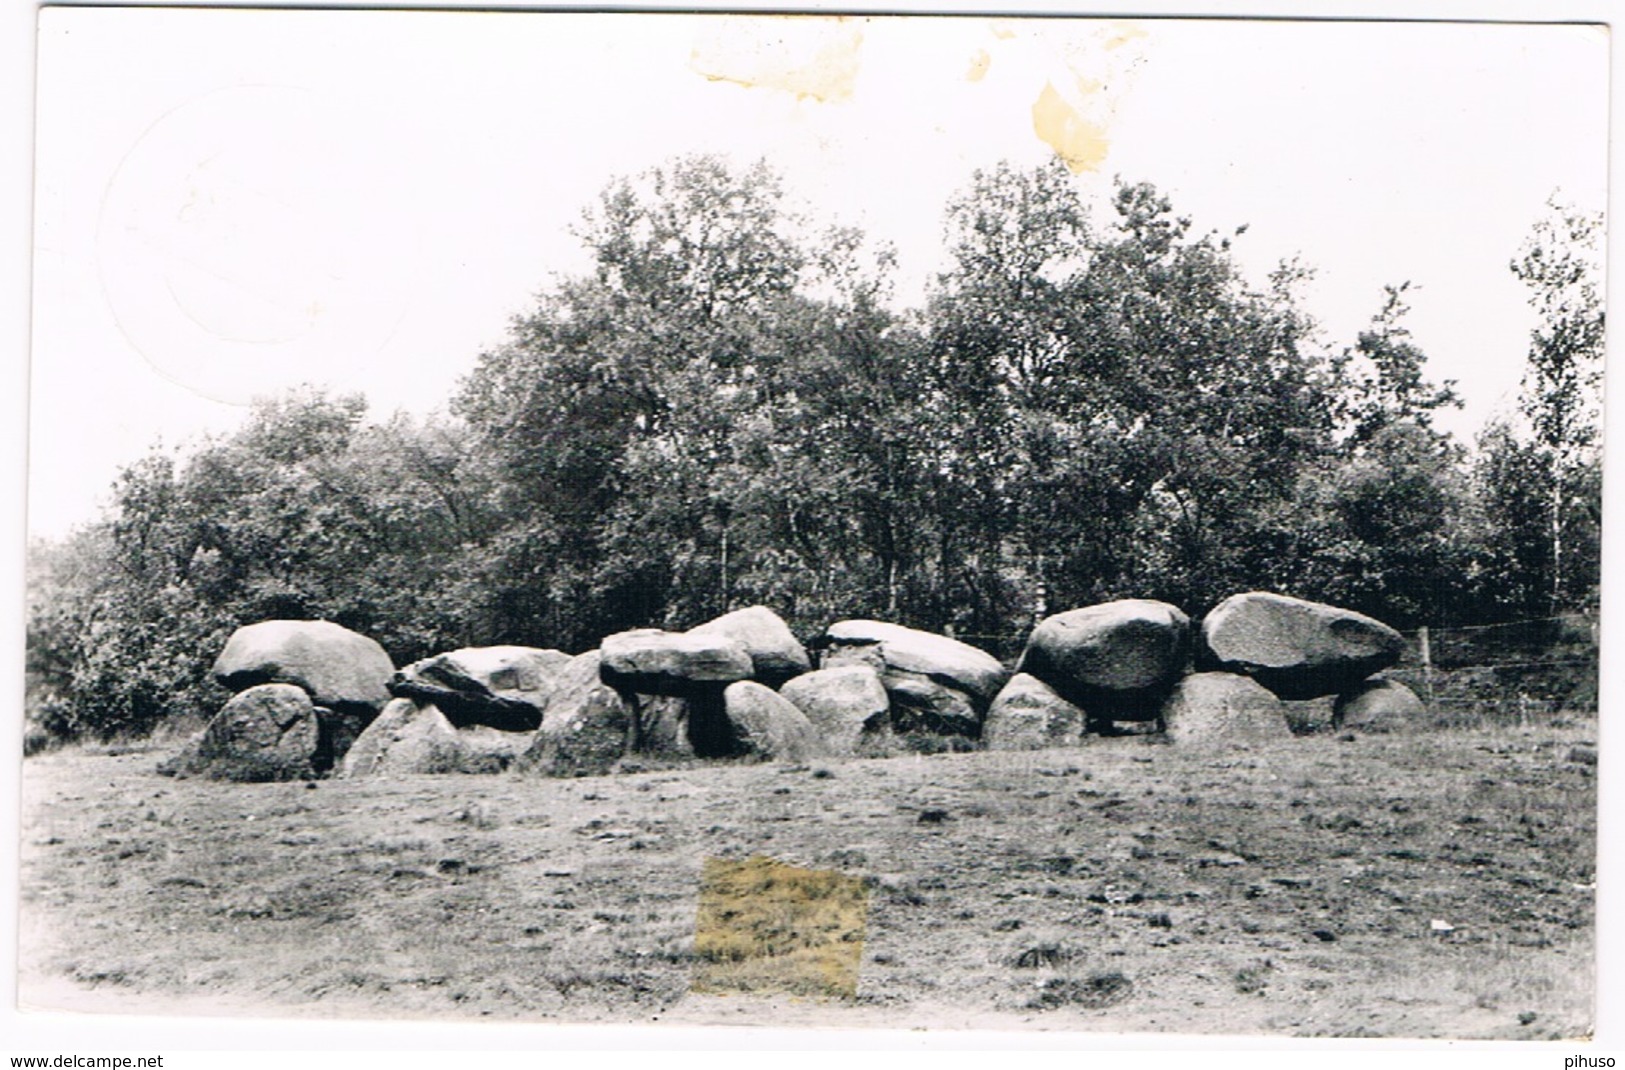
left=1418, top=626, right=1434, bottom=709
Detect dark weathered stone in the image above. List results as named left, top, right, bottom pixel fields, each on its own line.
left=1018, top=600, right=1190, bottom=717
left=982, top=673, right=1089, bottom=751
left=390, top=645, right=570, bottom=731
left=1198, top=592, right=1405, bottom=699
left=1160, top=671, right=1287, bottom=744
left=779, top=665, right=891, bottom=757
left=873, top=670, right=983, bottom=738
left=524, top=686, right=633, bottom=777
left=1333, top=678, right=1425, bottom=731
left=159, top=683, right=319, bottom=782
left=629, top=692, right=697, bottom=760
left=688, top=606, right=812, bottom=687
left=518, top=651, right=633, bottom=776
left=600, top=629, right=753, bottom=694
left=212, top=620, right=393, bottom=712
left=721, top=681, right=828, bottom=761
left=311, top=706, right=370, bottom=773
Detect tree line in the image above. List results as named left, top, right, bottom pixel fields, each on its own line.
left=25, top=156, right=1604, bottom=743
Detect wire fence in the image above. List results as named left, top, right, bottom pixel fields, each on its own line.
left=1386, top=614, right=1598, bottom=728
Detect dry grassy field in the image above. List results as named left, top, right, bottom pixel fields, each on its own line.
left=17, top=721, right=1597, bottom=1039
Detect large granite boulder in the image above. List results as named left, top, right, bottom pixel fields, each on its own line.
left=780, top=665, right=892, bottom=757
left=158, top=683, right=320, bottom=782
left=339, top=698, right=530, bottom=777
left=722, top=681, right=828, bottom=761
left=212, top=620, right=393, bottom=713
left=1018, top=600, right=1190, bottom=720
left=599, top=629, right=753, bottom=694
left=525, top=691, right=632, bottom=777
left=818, top=620, right=1008, bottom=734
left=1160, top=672, right=1287, bottom=744
left=688, top=606, right=812, bottom=686
left=390, top=645, right=570, bottom=731
left=1333, top=678, right=1425, bottom=732
left=982, top=673, right=1089, bottom=751
left=1197, top=592, right=1405, bottom=700
left=524, top=651, right=633, bottom=776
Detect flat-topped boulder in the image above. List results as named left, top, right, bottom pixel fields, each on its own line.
left=340, top=698, right=530, bottom=777
left=1197, top=592, right=1405, bottom=699
left=599, top=629, right=753, bottom=694
left=1018, top=600, right=1190, bottom=708
left=390, top=645, right=570, bottom=731
left=819, top=620, right=1008, bottom=710
left=398, top=645, right=570, bottom=697
left=212, top=620, right=393, bottom=712
left=1160, top=671, right=1287, bottom=744
left=982, top=673, right=1088, bottom=751
left=158, top=683, right=320, bottom=782
left=687, top=606, right=811, bottom=686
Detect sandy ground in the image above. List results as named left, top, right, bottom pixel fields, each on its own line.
left=17, top=723, right=1597, bottom=1039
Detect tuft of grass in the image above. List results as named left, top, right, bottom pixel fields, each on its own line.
left=1026, top=970, right=1134, bottom=1010
left=692, top=854, right=868, bottom=1000
left=1235, top=959, right=1275, bottom=994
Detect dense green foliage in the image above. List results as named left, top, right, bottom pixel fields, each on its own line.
left=26, top=158, right=1603, bottom=741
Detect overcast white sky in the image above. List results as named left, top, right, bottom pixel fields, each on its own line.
left=26, top=9, right=1610, bottom=539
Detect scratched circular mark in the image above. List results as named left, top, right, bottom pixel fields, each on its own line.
left=97, top=85, right=420, bottom=405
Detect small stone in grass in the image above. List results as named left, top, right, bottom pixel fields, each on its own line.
left=1311, top=929, right=1337, bottom=942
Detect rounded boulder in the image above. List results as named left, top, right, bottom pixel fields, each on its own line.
left=525, top=651, right=633, bottom=776
left=212, top=620, right=394, bottom=712
left=340, top=698, right=530, bottom=777
left=1333, top=678, right=1426, bottom=732
left=982, top=673, right=1089, bottom=751
left=1019, top=599, right=1191, bottom=704
left=161, top=683, right=320, bottom=782
left=722, top=681, right=828, bottom=761
left=688, top=606, right=812, bottom=687
left=780, top=665, right=891, bottom=757
left=1160, top=672, right=1287, bottom=744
